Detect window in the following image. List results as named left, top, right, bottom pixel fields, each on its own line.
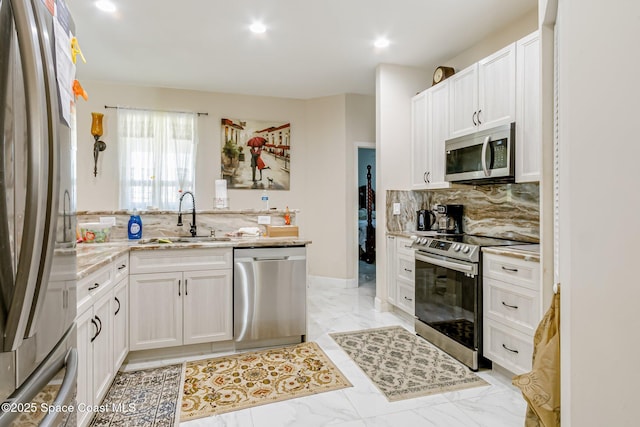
left=118, top=109, right=197, bottom=210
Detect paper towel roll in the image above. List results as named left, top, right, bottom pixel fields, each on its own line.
left=215, top=179, right=228, bottom=208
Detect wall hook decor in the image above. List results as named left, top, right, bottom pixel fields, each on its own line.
left=90, top=112, right=106, bottom=177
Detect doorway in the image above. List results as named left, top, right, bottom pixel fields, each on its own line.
left=357, top=145, right=376, bottom=288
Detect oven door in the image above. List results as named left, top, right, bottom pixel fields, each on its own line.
left=414, top=252, right=479, bottom=351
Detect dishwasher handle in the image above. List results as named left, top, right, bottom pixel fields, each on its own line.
left=253, top=256, right=289, bottom=261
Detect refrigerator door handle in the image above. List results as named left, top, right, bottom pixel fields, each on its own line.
left=3, top=0, right=51, bottom=352
left=24, top=0, right=62, bottom=338
left=39, top=348, right=78, bottom=427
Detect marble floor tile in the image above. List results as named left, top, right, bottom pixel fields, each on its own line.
left=171, top=271, right=526, bottom=426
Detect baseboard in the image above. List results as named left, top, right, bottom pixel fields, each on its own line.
left=375, top=296, right=392, bottom=312
left=308, top=275, right=358, bottom=289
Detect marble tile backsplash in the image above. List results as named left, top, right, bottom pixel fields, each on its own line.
left=386, top=183, right=539, bottom=243
left=77, top=209, right=296, bottom=241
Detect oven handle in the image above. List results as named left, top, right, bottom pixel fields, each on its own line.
left=415, top=252, right=478, bottom=276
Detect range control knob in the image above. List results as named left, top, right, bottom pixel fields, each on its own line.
left=419, top=237, right=426, bottom=245
left=462, top=246, right=470, bottom=254
left=453, top=244, right=461, bottom=252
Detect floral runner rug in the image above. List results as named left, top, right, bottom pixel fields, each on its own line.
left=330, top=326, right=488, bottom=401
left=180, top=341, right=351, bottom=421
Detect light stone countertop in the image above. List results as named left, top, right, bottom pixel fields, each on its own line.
left=76, top=237, right=311, bottom=280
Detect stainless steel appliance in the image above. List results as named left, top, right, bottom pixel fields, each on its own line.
left=435, top=204, right=463, bottom=234
left=1, top=0, right=77, bottom=425
left=412, top=234, right=525, bottom=370
left=445, top=123, right=515, bottom=184
left=234, top=247, right=306, bottom=348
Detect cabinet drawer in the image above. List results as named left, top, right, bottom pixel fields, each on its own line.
left=78, top=264, right=113, bottom=315
left=130, top=248, right=232, bottom=274
left=483, top=320, right=533, bottom=375
left=396, top=279, right=415, bottom=315
left=113, top=254, right=129, bottom=283
left=397, top=255, right=415, bottom=282
left=483, top=253, right=539, bottom=290
left=484, top=278, right=540, bottom=335
left=396, top=237, right=415, bottom=257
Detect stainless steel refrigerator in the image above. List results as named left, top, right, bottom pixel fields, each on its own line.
left=0, top=0, right=77, bottom=425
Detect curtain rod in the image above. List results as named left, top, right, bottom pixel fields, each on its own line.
left=104, top=105, right=208, bottom=116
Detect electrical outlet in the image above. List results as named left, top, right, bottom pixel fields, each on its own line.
left=258, top=216, right=271, bottom=225
left=393, top=203, right=401, bottom=215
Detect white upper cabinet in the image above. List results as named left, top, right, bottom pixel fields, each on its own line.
left=410, top=81, right=450, bottom=190
left=449, top=43, right=516, bottom=138
left=427, top=81, right=451, bottom=189
left=449, top=64, right=479, bottom=138
left=516, top=31, right=541, bottom=183
left=410, top=91, right=429, bottom=189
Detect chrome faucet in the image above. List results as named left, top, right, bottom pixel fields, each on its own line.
left=177, top=191, right=197, bottom=237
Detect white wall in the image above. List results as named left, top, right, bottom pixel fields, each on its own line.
left=556, top=0, right=640, bottom=425
left=445, top=9, right=538, bottom=72
left=76, top=81, right=308, bottom=213
left=375, top=64, right=430, bottom=308
left=75, top=82, right=374, bottom=282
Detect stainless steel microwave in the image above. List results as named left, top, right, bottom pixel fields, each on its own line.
left=444, top=123, right=515, bottom=184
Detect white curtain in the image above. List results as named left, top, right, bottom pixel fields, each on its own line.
left=118, top=109, right=197, bottom=210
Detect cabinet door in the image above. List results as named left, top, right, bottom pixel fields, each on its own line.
left=516, top=31, right=541, bottom=182
left=112, top=278, right=129, bottom=370
left=410, top=91, right=429, bottom=189
left=449, top=63, right=478, bottom=138
left=427, top=81, right=451, bottom=189
left=386, top=236, right=397, bottom=304
left=183, top=270, right=233, bottom=345
left=76, top=309, right=94, bottom=427
left=92, top=291, right=113, bottom=405
left=129, top=272, right=183, bottom=351
left=478, top=43, right=516, bottom=130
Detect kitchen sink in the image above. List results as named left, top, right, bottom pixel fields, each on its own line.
left=137, top=236, right=231, bottom=244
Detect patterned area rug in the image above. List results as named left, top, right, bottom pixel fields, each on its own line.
left=90, top=364, right=182, bottom=426
left=330, top=326, right=488, bottom=401
left=180, top=341, right=351, bottom=421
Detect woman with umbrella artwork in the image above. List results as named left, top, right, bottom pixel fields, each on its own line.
left=247, top=136, right=270, bottom=182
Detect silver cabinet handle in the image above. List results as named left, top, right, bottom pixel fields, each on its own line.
left=502, top=344, right=519, bottom=354
left=501, top=266, right=519, bottom=272
left=477, top=109, right=482, bottom=124
left=423, top=171, right=428, bottom=183
left=502, top=301, right=518, bottom=309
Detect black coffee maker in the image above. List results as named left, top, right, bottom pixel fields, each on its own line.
left=436, top=204, right=464, bottom=234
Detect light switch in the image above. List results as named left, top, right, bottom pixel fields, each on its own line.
left=393, top=203, right=401, bottom=215
left=258, top=216, right=271, bottom=225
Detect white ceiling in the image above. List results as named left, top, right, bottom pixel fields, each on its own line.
left=67, top=0, right=537, bottom=100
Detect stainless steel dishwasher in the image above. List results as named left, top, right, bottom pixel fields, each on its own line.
left=234, top=246, right=307, bottom=347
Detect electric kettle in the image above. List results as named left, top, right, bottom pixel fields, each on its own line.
left=416, top=209, right=435, bottom=231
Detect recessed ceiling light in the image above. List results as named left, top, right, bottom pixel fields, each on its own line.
left=249, top=22, right=267, bottom=34
left=374, top=38, right=390, bottom=48
left=95, top=0, right=116, bottom=13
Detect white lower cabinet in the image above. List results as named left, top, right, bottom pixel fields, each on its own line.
left=76, top=255, right=129, bottom=427
left=482, top=252, right=541, bottom=375
left=129, top=248, right=233, bottom=351
left=387, top=236, right=415, bottom=316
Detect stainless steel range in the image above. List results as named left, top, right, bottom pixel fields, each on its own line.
left=412, top=234, right=527, bottom=370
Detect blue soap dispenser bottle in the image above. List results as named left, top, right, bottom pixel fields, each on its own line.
left=128, top=209, right=142, bottom=240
